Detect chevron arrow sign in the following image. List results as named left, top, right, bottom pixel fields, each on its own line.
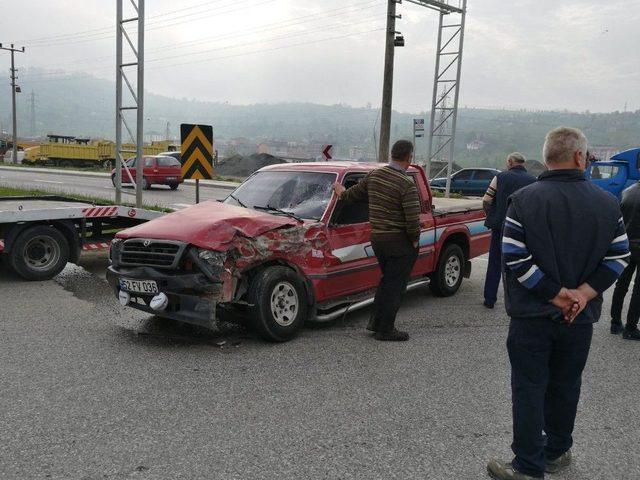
left=180, top=124, right=214, bottom=180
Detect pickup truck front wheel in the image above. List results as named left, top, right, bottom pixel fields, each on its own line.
left=248, top=266, right=308, bottom=342
left=429, top=243, right=465, bottom=297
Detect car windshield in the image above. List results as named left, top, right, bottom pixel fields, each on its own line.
left=224, top=170, right=335, bottom=221
left=590, top=165, right=619, bottom=180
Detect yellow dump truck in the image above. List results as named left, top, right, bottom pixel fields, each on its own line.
left=25, top=135, right=174, bottom=168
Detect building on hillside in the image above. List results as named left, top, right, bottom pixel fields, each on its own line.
left=466, top=139, right=486, bottom=151
left=349, top=146, right=366, bottom=160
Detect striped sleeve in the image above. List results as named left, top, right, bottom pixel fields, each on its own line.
left=586, top=217, right=631, bottom=293
left=502, top=204, right=561, bottom=301
left=483, top=177, right=497, bottom=204
left=401, top=182, right=421, bottom=243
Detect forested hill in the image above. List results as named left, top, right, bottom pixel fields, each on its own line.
left=2, top=71, right=638, bottom=168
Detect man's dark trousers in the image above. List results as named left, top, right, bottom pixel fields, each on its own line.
left=484, top=228, right=502, bottom=306
left=611, top=248, right=640, bottom=330
left=370, top=238, right=418, bottom=332
left=507, top=318, right=593, bottom=478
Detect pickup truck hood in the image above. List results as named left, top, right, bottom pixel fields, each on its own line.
left=116, top=200, right=299, bottom=250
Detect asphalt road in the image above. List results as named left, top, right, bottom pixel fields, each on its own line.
left=0, top=168, right=232, bottom=209
left=1, top=255, right=638, bottom=479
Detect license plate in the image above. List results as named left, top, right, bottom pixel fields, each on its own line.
left=119, top=278, right=158, bottom=294
left=166, top=177, right=177, bottom=181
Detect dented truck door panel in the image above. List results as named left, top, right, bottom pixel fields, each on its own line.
left=322, top=173, right=379, bottom=298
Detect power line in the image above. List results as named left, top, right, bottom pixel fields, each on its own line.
left=20, top=27, right=384, bottom=84
left=18, top=0, right=237, bottom=44
left=26, top=0, right=278, bottom=47
left=23, top=0, right=381, bottom=72
left=22, top=3, right=384, bottom=78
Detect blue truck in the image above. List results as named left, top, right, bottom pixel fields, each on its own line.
left=587, top=148, right=640, bottom=199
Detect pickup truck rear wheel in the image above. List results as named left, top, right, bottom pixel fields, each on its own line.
left=248, top=266, right=308, bottom=342
left=429, top=243, right=465, bottom=297
left=9, top=225, right=70, bottom=281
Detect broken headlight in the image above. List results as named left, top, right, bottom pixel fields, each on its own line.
left=109, top=238, right=123, bottom=263
left=198, top=249, right=226, bottom=266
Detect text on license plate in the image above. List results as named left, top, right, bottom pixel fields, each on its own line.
left=166, top=177, right=177, bottom=180
left=119, top=278, right=158, bottom=294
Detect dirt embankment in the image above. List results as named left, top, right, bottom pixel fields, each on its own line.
left=216, top=153, right=285, bottom=178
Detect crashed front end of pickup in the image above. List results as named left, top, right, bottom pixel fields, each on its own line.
left=106, top=238, right=238, bottom=329
left=105, top=201, right=322, bottom=329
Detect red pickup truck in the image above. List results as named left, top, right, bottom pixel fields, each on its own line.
left=107, top=162, right=490, bottom=341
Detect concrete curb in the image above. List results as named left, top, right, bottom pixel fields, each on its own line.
left=0, top=165, right=241, bottom=190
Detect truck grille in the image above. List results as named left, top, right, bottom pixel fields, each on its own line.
left=120, top=239, right=186, bottom=269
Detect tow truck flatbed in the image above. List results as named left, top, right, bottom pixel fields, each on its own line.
left=0, top=196, right=164, bottom=280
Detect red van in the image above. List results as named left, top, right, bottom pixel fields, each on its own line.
left=111, top=155, right=183, bottom=190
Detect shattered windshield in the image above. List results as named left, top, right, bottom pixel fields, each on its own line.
left=224, top=171, right=336, bottom=221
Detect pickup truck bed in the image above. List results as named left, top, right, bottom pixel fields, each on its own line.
left=432, top=197, right=483, bottom=215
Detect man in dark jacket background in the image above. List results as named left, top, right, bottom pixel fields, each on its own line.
left=487, top=127, right=630, bottom=480
left=609, top=182, right=640, bottom=340
left=482, top=153, right=536, bottom=308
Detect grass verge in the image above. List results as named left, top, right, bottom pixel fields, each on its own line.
left=0, top=185, right=172, bottom=213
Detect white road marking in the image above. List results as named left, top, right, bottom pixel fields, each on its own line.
left=35, top=179, right=64, bottom=184
left=171, top=203, right=193, bottom=209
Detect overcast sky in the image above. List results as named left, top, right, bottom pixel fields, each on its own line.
left=3, top=0, right=640, bottom=113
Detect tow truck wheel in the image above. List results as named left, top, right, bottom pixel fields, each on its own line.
left=248, top=266, right=308, bottom=342
left=169, top=182, right=179, bottom=191
left=142, top=177, right=151, bottom=190
left=9, top=225, right=70, bottom=281
left=429, top=243, right=465, bottom=297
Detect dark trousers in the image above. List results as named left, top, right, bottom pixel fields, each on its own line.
left=484, top=228, right=503, bottom=305
left=370, top=238, right=418, bottom=333
left=610, top=248, right=640, bottom=330
left=507, top=319, right=593, bottom=478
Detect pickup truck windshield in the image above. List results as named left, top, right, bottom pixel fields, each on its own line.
left=224, top=171, right=335, bottom=221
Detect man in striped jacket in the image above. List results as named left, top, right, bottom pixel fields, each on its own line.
left=333, top=140, right=421, bottom=341
left=487, top=127, right=630, bottom=480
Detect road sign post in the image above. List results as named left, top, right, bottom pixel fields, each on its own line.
left=180, top=124, right=214, bottom=204
left=413, top=118, right=424, bottom=167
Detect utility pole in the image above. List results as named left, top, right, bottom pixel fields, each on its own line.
left=30, top=91, right=36, bottom=137
left=378, top=0, right=398, bottom=163
left=115, top=0, right=145, bottom=207
left=0, top=43, right=25, bottom=164
left=165, top=121, right=170, bottom=141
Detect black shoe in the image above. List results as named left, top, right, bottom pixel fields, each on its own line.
left=366, top=317, right=377, bottom=332
left=487, top=459, right=541, bottom=479
left=374, top=329, right=409, bottom=341
left=545, top=449, right=572, bottom=473
left=611, top=322, right=624, bottom=334
left=622, top=328, right=640, bottom=341
left=484, top=301, right=495, bottom=309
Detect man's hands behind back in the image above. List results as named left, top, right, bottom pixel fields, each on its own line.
left=550, top=284, right=598, bottom=323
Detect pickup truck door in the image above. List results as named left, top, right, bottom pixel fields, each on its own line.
left=323, top=174, right=380, bottom=298
left=409, top=172, right=436, bottom=276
